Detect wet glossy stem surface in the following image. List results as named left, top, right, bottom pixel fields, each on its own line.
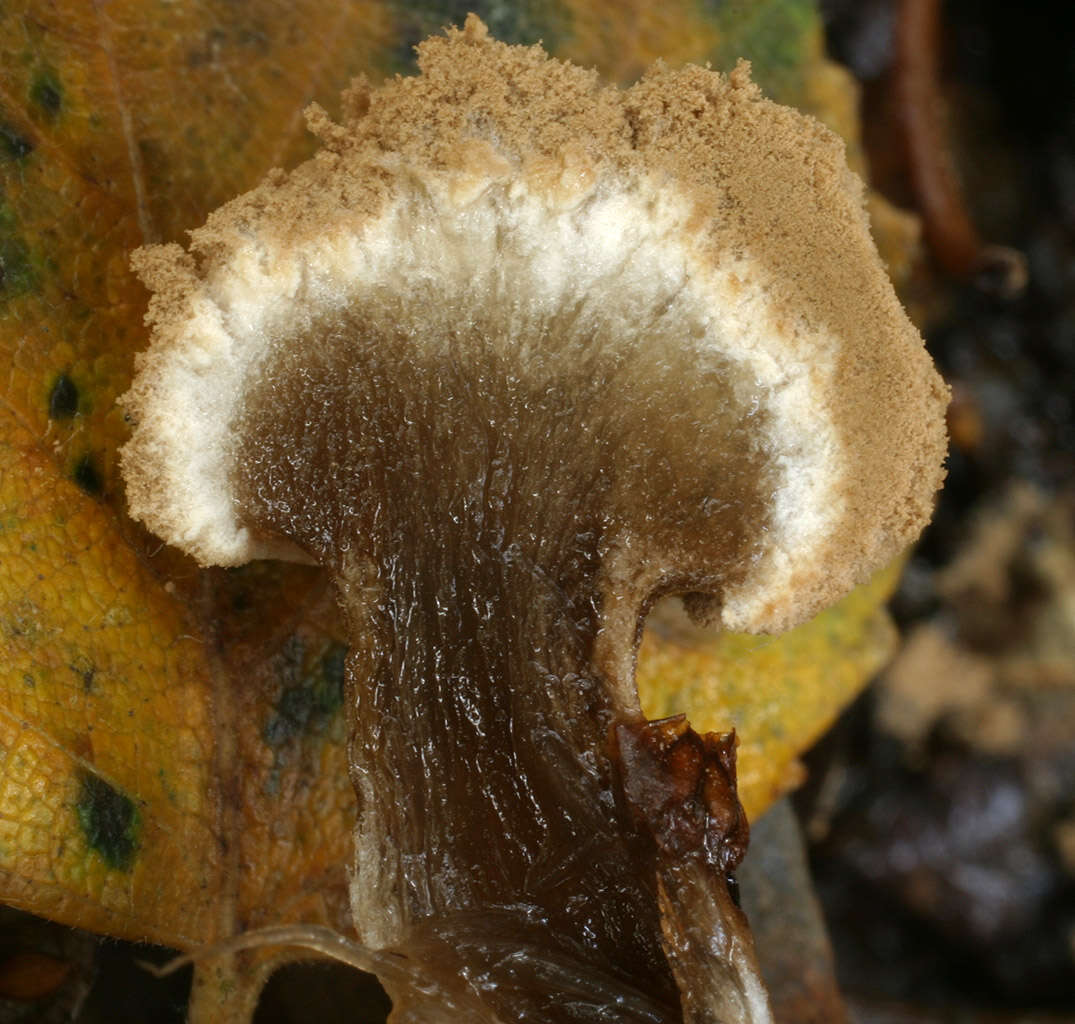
left=237, top=338, right=765, bottom=1021
left=338, top=465, right=681, bottom=1020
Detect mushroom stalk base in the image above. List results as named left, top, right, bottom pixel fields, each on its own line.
left=336, top=510, right=764, bottom=1023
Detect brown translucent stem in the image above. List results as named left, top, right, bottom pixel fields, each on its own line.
left=333, top=535, right=766, bottom=1021
left=327, top=422, right=775, bottom=1020
left=337, top=500, right=678, bottom=1020
left=234, top=325, right=773, bottom=1021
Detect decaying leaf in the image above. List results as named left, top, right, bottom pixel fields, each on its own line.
left=1, top=1, right=920, bottom=1019
left=640, top=561, right=903, bottom=820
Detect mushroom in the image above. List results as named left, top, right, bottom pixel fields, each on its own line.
left=121, top=17, right=947, bottom=1024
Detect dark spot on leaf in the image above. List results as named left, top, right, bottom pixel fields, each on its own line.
left=69, top=656, right=96, bottom=691
left=48, top=372, right=78, bottom=419
left=29, top=70, right=62, bottom=118
left=0, top=121, right=33, bottom=160
left=72, top=455, right=102, bottom=496
left=75, top=772, right=140, bottom=871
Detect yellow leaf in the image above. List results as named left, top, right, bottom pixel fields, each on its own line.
left=638, top=561, right=902, bottom=819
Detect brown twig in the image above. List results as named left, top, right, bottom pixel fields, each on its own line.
left=893, top=0, right=1027, bottom=297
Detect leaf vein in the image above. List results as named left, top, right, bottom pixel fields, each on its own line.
left=90, top=0, right=155, bottom=244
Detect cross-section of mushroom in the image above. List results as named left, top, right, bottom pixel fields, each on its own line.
left=121, top=17, right=947, bottom=1024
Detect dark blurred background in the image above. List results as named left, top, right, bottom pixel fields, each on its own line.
left=802, top=2, right=1075, bottom=1020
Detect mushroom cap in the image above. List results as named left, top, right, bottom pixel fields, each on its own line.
left=121, top=16, right=947, bottom=634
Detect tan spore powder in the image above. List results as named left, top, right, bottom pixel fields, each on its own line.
left=121, top=17, right=947, bottom=1023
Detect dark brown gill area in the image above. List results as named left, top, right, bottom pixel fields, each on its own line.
left=231, top=298, right=775, bottom=1021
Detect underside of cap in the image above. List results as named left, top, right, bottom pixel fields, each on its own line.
left=120, top=16, right=947, bottom=634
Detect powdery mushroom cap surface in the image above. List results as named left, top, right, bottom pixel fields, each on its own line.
left=122, top=17, right=947, bottom=637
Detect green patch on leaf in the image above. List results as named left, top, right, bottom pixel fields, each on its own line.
left=698, top=0, right=819, bottom=102
left=29, top=68, right=62, bottom=118
left=0, top=120, right=33, bottom=160
left=263, top=640, right=348, bottom=748
left=387, top=0, right=568, bottom=72
left=0, top=201, right=38, bottom=305
left=75, top=772, right=141, bottom=872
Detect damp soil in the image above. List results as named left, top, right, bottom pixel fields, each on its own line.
left=805, top=2, right=1075, bottom=1018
